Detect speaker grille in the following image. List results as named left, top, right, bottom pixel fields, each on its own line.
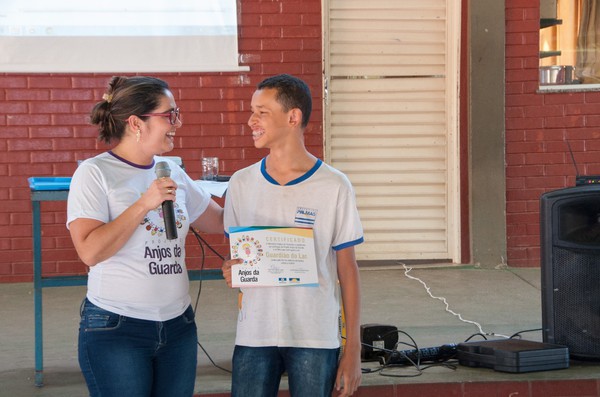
left=553, top=246, right=600, bottom=358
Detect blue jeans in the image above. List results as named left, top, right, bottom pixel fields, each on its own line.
left=231, top=345, right=340, bottom=397
left=78, top=299, right=198, bottom=397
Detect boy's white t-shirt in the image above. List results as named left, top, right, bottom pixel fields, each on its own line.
left=224, top=158, right=364, bottom=349
left=67, top=152, right=211, bottom=321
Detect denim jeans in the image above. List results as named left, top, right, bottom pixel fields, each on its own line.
left=231, top=345, right=340, bottom=397
left=78, top=298, right=198, bottom=397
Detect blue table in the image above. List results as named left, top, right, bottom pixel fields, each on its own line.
left=30, top=181, right=222, bottom=387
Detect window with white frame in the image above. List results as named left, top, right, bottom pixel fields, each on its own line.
left=539, top=0, right=600, bottom=87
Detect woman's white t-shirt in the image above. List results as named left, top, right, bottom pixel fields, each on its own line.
left=67, top=152, right=210, bottom=321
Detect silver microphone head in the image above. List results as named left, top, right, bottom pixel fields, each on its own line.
left=155, top=161, right=171, bottom=178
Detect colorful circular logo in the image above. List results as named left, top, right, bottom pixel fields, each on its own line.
left=141, top=203, right=185, bottom=237
left=231, top=234, right=263, bottom=265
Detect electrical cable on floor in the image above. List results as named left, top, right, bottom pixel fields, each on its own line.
left=400, top=262, right=510, bottom=339
left=352, top=329, right=459, bottom=379
left=355, top=337, right=422, bottom=377
left=463, top=333, right=489, bottom=342
left=361, top=326, right=548, bottom=379
left=379, top=329, right=426, bottom=378
left=509, top=328, right=543, bottom=339
left=191, top=227, right=231, bottom=374
left=357, top=265, right=546, bottom=380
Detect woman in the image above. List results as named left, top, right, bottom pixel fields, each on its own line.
left=67, top=76, right=223, bottom=397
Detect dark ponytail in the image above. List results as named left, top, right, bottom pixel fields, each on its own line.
left=91, top=76, right=170, bottom=144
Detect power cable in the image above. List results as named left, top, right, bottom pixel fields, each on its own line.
left=401, top=263, right=510, bottom=339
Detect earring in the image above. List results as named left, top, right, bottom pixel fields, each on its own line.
left=136, top=129, right=141, bottom=142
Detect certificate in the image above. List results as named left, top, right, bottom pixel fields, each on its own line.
left=229, top=226, right=318, bottom=287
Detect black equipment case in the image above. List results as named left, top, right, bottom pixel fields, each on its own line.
left=457, top=339, right=569, bottom=373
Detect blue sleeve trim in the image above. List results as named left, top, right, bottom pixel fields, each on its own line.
left=332, top=236, right=364, bottom=251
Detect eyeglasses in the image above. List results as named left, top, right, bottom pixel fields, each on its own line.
left=140, top=107, right=181, bottom=125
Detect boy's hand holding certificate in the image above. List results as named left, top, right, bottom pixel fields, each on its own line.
left=229, top=226, right=318, bottom=287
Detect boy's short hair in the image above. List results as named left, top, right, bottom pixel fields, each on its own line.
left=257, top=74, right=312, bottom=128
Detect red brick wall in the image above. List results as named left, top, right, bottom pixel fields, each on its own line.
left=505, top=1, right=600, bottom=267
left=0, top=0, right=323, bottom=282
left=7, top=1, right=582, bottom=279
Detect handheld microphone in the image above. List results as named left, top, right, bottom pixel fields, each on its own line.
left=155, top=161, right=177, bottom=240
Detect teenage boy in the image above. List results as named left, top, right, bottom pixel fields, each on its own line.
left=222, top=74, right=364, bottom=397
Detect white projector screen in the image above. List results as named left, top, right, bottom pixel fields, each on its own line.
left=0, top=0, right=248, bottom=73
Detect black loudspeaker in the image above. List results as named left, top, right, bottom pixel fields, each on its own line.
left=360, top=324, right=398, bottom=361
left=540, top=185, right=600, bottom=360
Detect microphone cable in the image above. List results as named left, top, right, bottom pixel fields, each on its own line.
left=190, top=227, right=231, bottom=374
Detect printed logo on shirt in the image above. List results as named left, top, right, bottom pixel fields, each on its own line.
left=144, top=245, right=184, bottom=275
left=140, top=202, right=186, bottom=276
left=294, top=207, right=317, bottom=226
left=141, top=202, right=186, bottom=238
